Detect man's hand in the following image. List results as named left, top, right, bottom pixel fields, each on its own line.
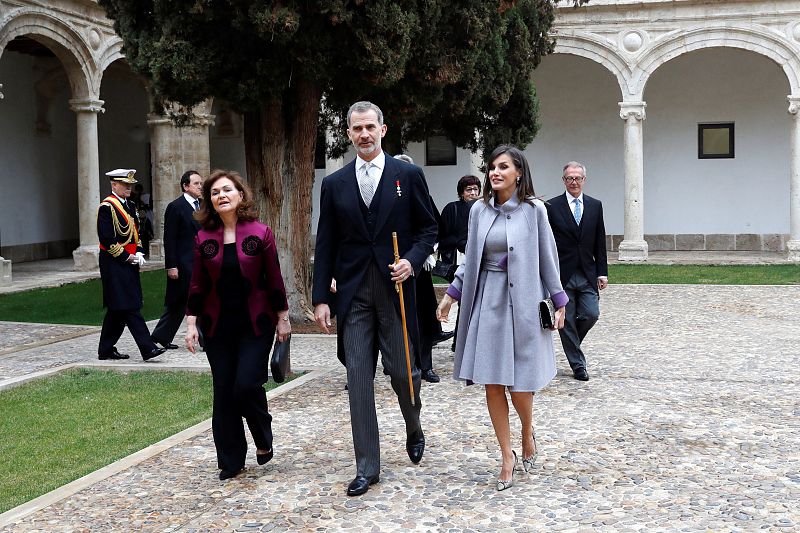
left=597, top=276, right=608, bottom=290
left=314, top=303, right=332, bottom=334
left=167, top=268, right=179, bottom=280
left=389, top=258, right=413, bottom=283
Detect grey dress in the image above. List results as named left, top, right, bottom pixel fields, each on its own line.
left=449, top=193, right=568, bottom=392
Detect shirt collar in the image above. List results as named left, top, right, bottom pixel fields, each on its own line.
left=112, top=192, right=128, bottom=204
left=566, top=191, right=584, bottom=204
left=183, top=192, right=199, bottom=206
left=356, top=151, right=385, bottom=172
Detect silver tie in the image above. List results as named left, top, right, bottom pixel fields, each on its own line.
left=359, top=162, right=376, bottom=206
left=573, top=198, right=582, bottom=224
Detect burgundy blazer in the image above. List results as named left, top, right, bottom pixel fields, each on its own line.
left=186, top=219, right=288, bottom=338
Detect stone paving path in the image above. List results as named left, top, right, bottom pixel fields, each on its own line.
left=1, top=285, right=799, bottom=531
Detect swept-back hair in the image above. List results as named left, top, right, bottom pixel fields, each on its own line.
left=195, top=170, right=258, bottom=230
left=347, top=101, right=384, bottom=126
left=482, top=145, right=536, bottom=205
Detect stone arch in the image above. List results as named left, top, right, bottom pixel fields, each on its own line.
left=635, top=25, right=800, bottom=100
left=552, top=32, right=631, bottom=100
left=0, top=9, right=97, bottom=99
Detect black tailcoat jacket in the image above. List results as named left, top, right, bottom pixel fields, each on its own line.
left=312, top=156, right=439, bottom=365
left=545, top=193, right=609, bottom=290
left=162, top=196, right=201, bottom=306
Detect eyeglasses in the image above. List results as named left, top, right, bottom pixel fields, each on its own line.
left=464, top=186, right=480, bottom=192
left=563, top=176, right=585, bottom=183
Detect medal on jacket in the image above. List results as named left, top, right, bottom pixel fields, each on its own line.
left=396, top=180, right=402, bottom=197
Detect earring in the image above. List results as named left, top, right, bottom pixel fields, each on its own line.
left=516, top=176, right=521, bottom=184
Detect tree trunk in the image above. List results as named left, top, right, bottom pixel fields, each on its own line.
left=244, top=79, right=322, bottom=323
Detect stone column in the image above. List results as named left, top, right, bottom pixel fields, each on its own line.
left=69, top=98, right=104, bottom=271
left=147, top=107, right=213, bottom=260
left=618, top=101, right=649, bottom=261
left=788, top=96, right=800, bottom=262
left=0, top=256, right=10, bottom=286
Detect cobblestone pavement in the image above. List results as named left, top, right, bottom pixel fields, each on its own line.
left=1, top=285, right=799, bottom=531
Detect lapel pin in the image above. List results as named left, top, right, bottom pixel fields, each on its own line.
left=396, top=180, right=402, bottom=197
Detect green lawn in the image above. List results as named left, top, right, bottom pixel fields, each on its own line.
left=0, top=270, right=166, bottom=325
left=608, top=264, right=800, bottom=285
left=0, top=265, right=797, bottom=326
left=0, top=368, right=284, bottom=514
left=434, top=264, right=799, bottom=286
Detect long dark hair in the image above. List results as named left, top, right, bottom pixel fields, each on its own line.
left=195, top=170, right=258, bottom=230
left=482, top=145, right=536, bottom=206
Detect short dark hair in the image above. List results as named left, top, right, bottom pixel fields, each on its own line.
left=180, top=170, right=200, bottom=191
left=195, top=170, right=258, bottom=230
left=456, top=175, right=481, bottom=198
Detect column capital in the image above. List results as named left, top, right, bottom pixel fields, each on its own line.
left=788, top=95, right=800, bottom=116
left=69, top=99, right=105, bottom=114
left=619, top=101, right=647, bottom=121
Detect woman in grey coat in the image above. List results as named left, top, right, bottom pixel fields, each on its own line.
left=437, top=145, right=568, bottom=491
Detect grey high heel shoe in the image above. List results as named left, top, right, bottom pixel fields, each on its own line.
left=522, top=433, right=538, bottom=473
left=496, top=451, right=518, bottom=491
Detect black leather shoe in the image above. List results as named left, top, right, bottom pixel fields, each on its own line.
left=574, top=368, right=589, bottom=381
left=219, top=468, right=243, bottom=480
left=431, top=330, right=455, bottom=345
left=99, top=349, right=129, bottom=360
left=346, top=475, right=379, bottom=496
left=162, top=343, right=179, bottom=350
left=421, top=369, right=440, bottom=383
left=143, top=347, right=166, bottom=361
left=256, top=448, right=274, bottom=465
left=406, top=431, right=425, bottom=464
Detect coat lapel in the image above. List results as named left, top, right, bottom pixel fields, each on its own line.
left=372, top=156, right=399, bottom=237
left=342, top=161, right=370, bottom=239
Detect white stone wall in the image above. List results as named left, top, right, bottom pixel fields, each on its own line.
left=0, top=50, right=78, bottom=247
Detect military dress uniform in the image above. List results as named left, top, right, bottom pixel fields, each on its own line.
left=97, top=169, right=164, bottom=361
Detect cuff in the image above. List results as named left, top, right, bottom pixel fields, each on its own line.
left=551, top=290, right=568, bottom=309
left=445, top=285, right=462, bottom=301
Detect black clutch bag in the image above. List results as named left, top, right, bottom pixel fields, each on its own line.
left=539, top=298, right=555, bottom=329
left=270, top=335, right=291, bottom=383
left=431, top=260, right=457, bottom=282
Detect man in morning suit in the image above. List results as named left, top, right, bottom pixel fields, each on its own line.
left=546, top=161, right=608, bottom=381
left=312, top=101, right=439, bottom=496
left=97, top=169, right=165, bottom=361
left=151, top=170, right=203, bottom=350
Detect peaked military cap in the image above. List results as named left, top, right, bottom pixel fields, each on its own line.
left=105, top=168, right=138, bottom=183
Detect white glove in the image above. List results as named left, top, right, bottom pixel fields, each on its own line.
left=135, top=252, right=146, bottom=266
left=423, top=254, right=436, bottom=272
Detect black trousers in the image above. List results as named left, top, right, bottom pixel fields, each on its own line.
left=98, top=309, right=158, bottom=357
left=151, top=301, right=185, bottom=346
left=415, top=269, right=442, bottom=371
left=205, top=323, right=275, bottom=473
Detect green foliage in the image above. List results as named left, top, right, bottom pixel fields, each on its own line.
left=97, top=0, right=589, bottom=156
left=0, top=369, right=215, bottom=512
left=0, top=271, right=166, bottom=325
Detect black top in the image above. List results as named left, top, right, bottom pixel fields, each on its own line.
left=438, top=199, right=475, bottom=264
left=215, top=243, right=252, bottom=336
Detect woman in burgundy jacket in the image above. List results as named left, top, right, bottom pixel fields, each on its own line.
left=185, top=170, right=291, bottom=480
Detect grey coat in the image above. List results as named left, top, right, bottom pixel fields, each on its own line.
left=448, top=196, right=567, bottom=391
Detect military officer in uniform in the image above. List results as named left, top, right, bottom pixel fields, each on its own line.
left=97, top=168, right=166, bottom=361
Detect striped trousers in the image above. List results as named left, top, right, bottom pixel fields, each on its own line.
left=342, top=263, right=423, bottom=478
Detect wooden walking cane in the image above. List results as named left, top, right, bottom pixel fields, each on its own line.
left=392, top=232, right=416, bottom=406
